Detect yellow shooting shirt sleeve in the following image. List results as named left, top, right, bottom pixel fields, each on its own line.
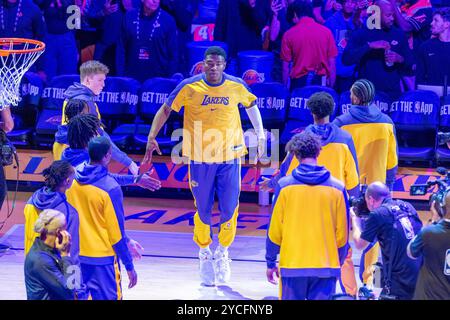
left=62, top=101, right=101, bottom=125
left=61, top=101, right=68, bottom=125
left=103, top=195, right=125, bottom=247
left=52, top=142, right=68, bottom=161
left=95, top=104, right=101, bottom=120
left=237, top=84, right=257, bottom=108
left=166, top=83, right=190, bottom=112
left=344, top=147, right=360, bottom=191
left=102, top=188, right=134, bottom=270
left=268, top=190, right=286, bottom=246
left=335, top=190, right=349, bottom=249
left=24, top=204, right=40, bottom=255
left=387, top=125, right=398, bottom=170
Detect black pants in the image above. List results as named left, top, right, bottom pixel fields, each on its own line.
left=290, top=73, right=323, bottom=91
left=0, top=167, right=6, bottom=211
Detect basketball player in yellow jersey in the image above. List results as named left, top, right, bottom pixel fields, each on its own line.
left=142, top=46, right=265, bottom=286
left=333, top=79, right=398, bottom=299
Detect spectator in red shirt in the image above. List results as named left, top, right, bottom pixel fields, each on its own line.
left=280, top=0, right=338, bottom=90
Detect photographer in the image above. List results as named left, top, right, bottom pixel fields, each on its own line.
left=407, top=194, right=450, bottom=300
left=24, top=209, right=85, bottom=300
left=351, top=182, right=422, bottom=300
left=0, top=107, right=14, bottom=211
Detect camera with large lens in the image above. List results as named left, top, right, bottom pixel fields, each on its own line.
left=410, top=167, right=449, bottom=218
left=349, top=184, right=371, bottom=217
left=0, top=129, right=16, bottom=167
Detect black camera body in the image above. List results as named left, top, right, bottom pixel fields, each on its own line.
left=349, top=184, right=371, bottom=217
left=0, top=129, right=16, bottom=167
left=410, top=167, right=449, bottom=218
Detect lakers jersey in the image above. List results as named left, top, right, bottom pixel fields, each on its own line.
left=166, top=73, right=257, bottom=163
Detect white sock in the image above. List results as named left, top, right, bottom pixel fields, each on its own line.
left=216, top=245, right=228, bottom=253
left=200, top=246, right=211, bottom=253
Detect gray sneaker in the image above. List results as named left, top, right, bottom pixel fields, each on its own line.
left=199, top=248, right=215, bottom=286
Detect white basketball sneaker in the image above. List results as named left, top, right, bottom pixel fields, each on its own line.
left=214, top=246, right=231, bottom=283
left=199, top=247, right=215, bottom=286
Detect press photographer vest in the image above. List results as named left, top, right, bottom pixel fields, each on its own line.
left=379, top=199, right=422, bottom=296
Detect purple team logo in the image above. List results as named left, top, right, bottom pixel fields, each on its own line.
left=190, top=61, right=204, bottom=76
left=46, top=115, right=62, bottom=125
left=242, top=69, right=265, bottom=86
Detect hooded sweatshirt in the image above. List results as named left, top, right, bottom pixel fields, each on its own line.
left=60, top=148, right=135, bottom=186
left=54, top=126, right=132, bottom=167
left=24, top=187, right=80, bottom=263
left=332, top=105, right=398, bottom=189
left=62, top=83, right=100, bottom=121
left=61, top=148, right=89, bottom=168
left=57, top=83, right=132, bottom=167
left=270, top=123, right=360, bottom=198
left=66, top=163, right=134, bottom=271
left=266, top=163, right=349, bottom=278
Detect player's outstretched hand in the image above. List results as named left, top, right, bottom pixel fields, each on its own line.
left=259, top=177, right=273, bottom=192
left=136, top=171, right=161, bottom=191
left=128, top=238, right=144, bottom=261
left=142, top=137, right=161, bottom=165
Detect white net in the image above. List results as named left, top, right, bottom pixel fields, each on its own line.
left=0, top=39, right=45, bottom=111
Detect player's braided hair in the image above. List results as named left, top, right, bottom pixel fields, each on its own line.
left=307, top=92, right=335, bottom=119
left=286, top=132, right=322, bottom=159
left=64, top=99, right=88, bottom=123
left=351, top=79, right=375, bottom=106
left=42, top=160, right=74, bottom=191
left=67, top=114, right=101, bottom=150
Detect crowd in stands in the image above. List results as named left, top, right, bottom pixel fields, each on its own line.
left=3, top=0, right=449, bottom=91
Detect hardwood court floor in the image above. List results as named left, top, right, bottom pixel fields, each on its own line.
left=0, top=192, right=277, bottom=300
left=0, top=192, right=429, bottom=300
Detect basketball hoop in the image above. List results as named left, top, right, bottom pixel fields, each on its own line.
left=0, top=38, right=45, bottom=111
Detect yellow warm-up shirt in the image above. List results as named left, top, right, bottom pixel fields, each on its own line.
left=166, top=73, right=257, bottom=163
left=333, top=106, right=398, bottom=186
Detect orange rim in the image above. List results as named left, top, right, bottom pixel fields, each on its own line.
left=0, top=38, right=45, bottom=57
